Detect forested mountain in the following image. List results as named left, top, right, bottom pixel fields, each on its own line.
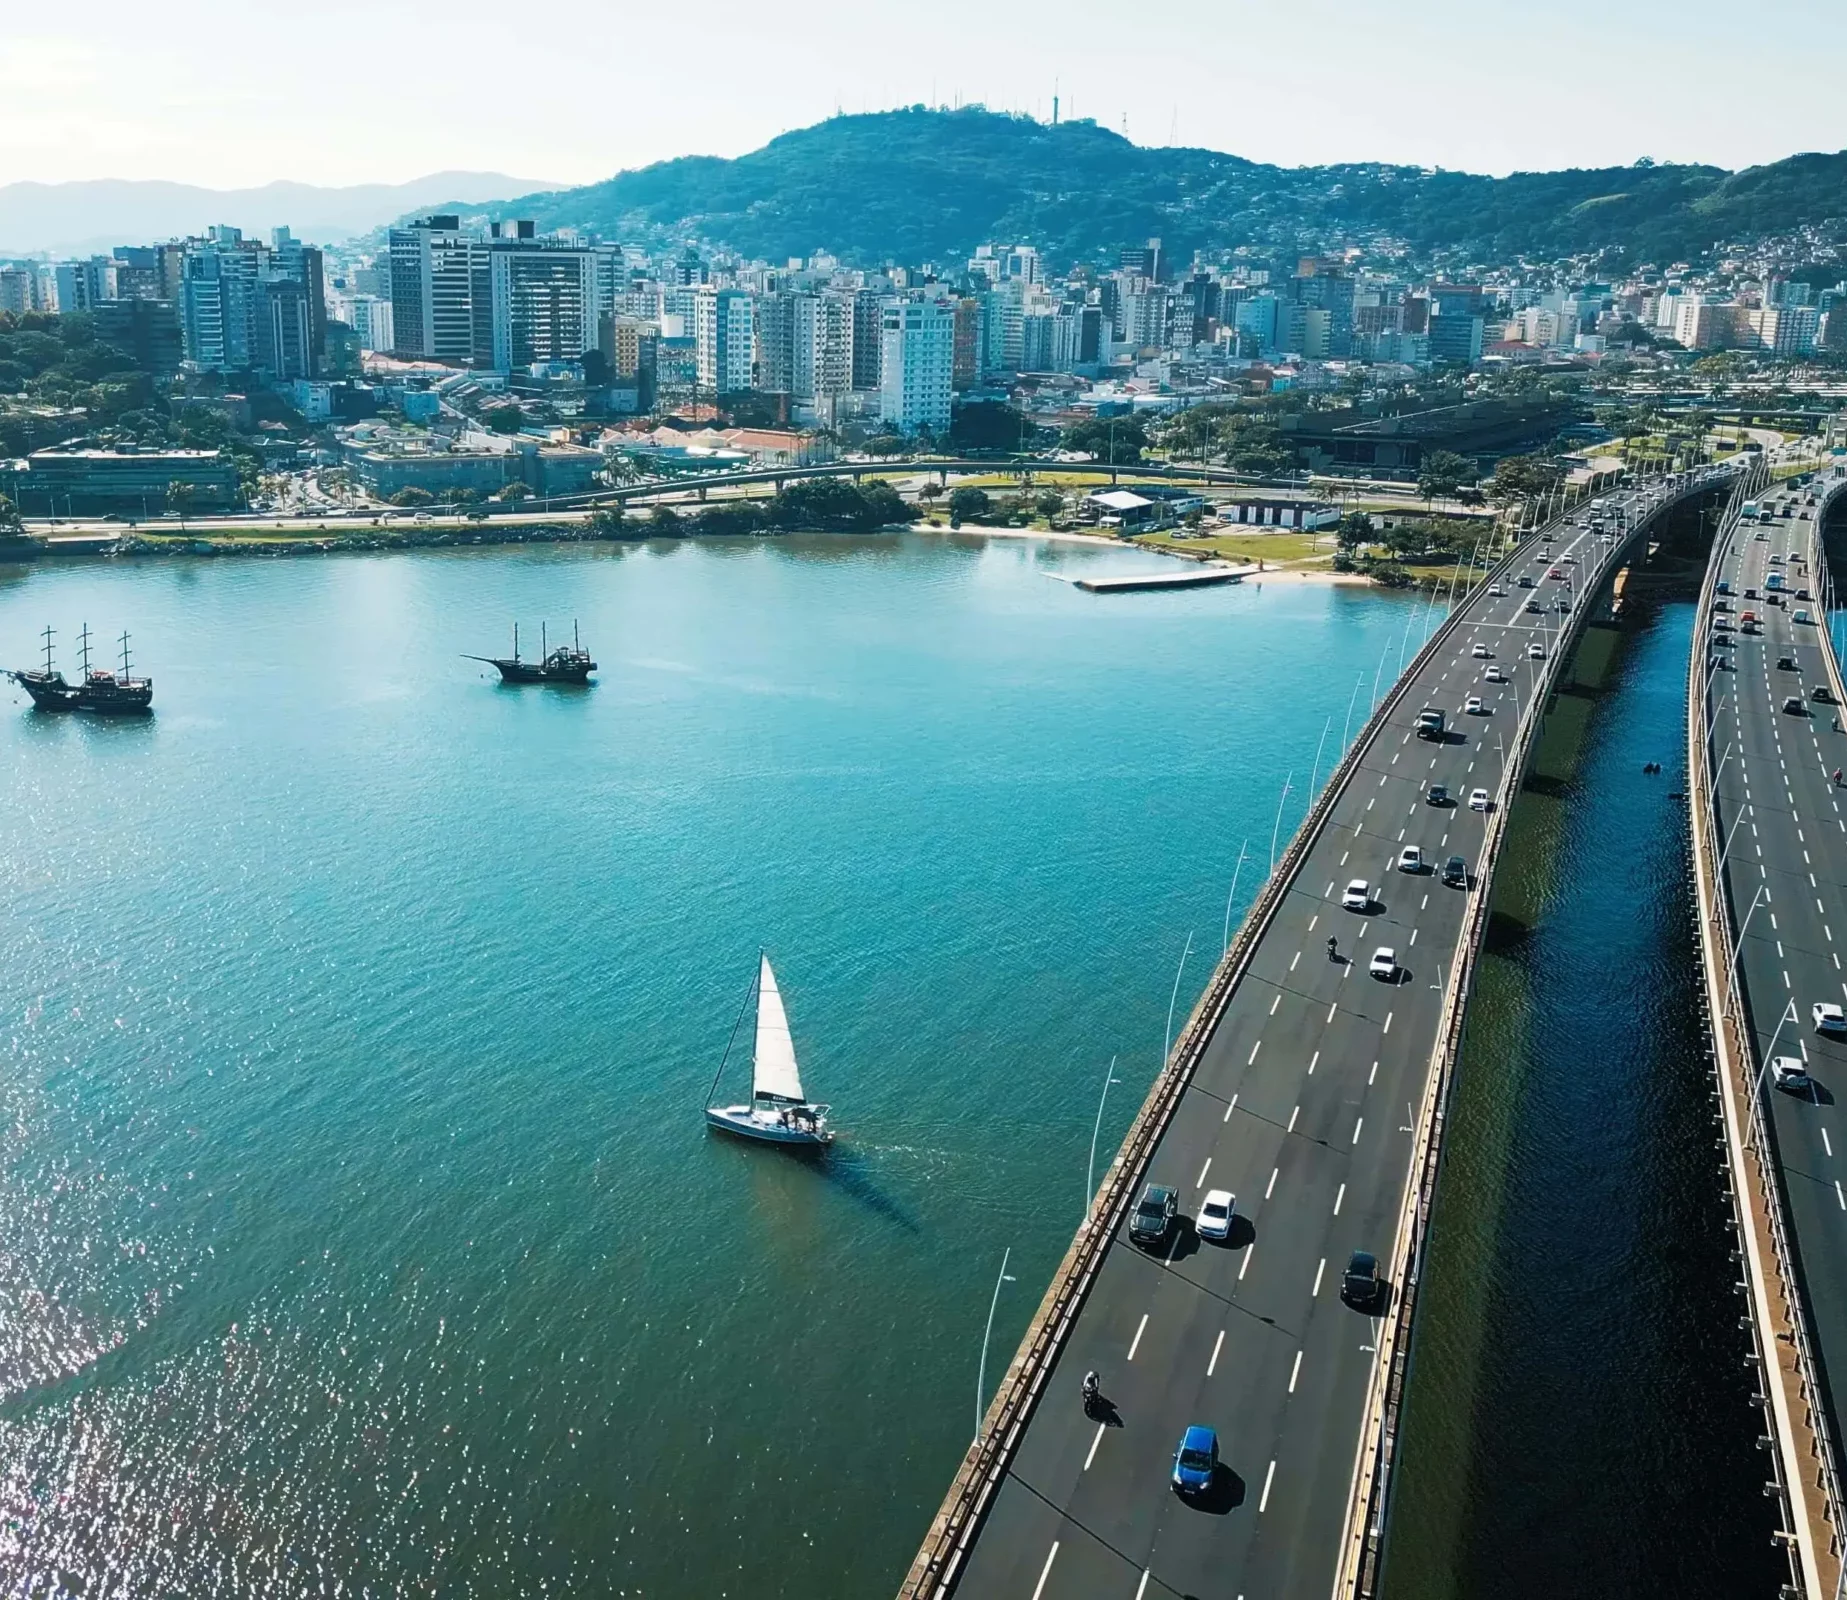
left=506, top=107, right=1847, bottom=268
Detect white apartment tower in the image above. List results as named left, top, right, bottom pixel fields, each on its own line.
left=695, top=287, right=755, bottom=393
left=879, top=296, right=954, bottom=435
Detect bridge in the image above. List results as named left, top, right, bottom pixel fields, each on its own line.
left=900, top=466, right=1732, bottom=1600
left=1689, top=459, right=1847, bottom=1598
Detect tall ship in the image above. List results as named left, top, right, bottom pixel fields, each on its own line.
left=704, top=954, right=834, bottom=1150
left=9, top=625, right=153, bottom=715
left=465, top=622, right=596, bottom=685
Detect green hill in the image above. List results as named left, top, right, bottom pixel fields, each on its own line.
left=504, top=107, right=1847, bottom=268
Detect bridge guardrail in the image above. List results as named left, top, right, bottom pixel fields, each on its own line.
left=899, top=470, right=1690, bottom=1600
left=1341, top=468, right=1727, bottom=1597
left=1688, top=464, right=1839, bottom=1599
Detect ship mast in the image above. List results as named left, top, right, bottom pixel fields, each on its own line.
left=119, top=630, right=133, bottom=680
left=40, top=623, right=54, bottom=675
left=78, top=623, right=91, bottom=676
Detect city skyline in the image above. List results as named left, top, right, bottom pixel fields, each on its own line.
left=4, top=0, right=1845, bottom=193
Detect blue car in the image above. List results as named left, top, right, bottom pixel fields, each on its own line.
left=1171, top=1424, right=1218, bottom=1496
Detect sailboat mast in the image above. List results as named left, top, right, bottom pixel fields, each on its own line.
left=119, top=630, right=132, bottom=678
left=40, top=624, right=53, bottom=675
left=513, top=622, right=520, bottom=662
left=705, top=961, right=762, bottom=1108
left=78, top=623, right=91, bottom=675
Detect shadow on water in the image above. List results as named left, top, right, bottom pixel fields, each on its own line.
left=810, top=1146, right=922, bottom=1233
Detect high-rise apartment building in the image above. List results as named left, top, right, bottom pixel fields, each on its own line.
left=851, top=289, right=886, bottom=390
left=694, top=286, right=754, bottom=393
left=347, top=295, right=395, bottom=353
left=488, top=232, right=597, bottom=371
left=0, top=266, right=39, bottom=314
left=176, top=226, right=325, bottom=378
left=951, top=296, right=983, bottom=388
left=879, top=296, right=953, bottom=435
left=388, top=215, right=493, bottom=366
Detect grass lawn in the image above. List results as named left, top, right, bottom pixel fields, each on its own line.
left=1135, top=530, right=1327, bottom=564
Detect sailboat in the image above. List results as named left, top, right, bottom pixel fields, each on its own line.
left=705, top=954, right=834, bottom=1150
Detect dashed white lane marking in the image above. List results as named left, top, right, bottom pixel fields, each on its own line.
left=1333, top=1182, right=1346, bottom=1215
left=1837, top=1181, right=1845, bottom=1213
left=1239, top=1245, right=1254, bottom=1281
left=1289, top=1350, right=1304, bottom=1394
left=1134, top=1572, right=1150, bottom=1600
left=1270, top=993, right=1282, bottom=1015
left=1259, top=1459, right=1277, bottom=1514
left=1127, top=1313, right=1149, bottom=1361
left=1290, top=951, right=1300, bottom=973
left=1824, top=1129, right=1833, bottom=1159
left=1250, top=1040, right=1263, bottom=1065
left=1084, top=1422, right=1106, bottom=1471
left=1353, top=1117, right=1365, bottom=1146
left=1196, top=1156, right=1213, bottom=1188
left=1265, top=1166, right=1279, bottom=1200
left=1369, top=1059, right=1379, bottom=1086
left=1308, top=1049, right=1320, bottom=1075
left=1287, top=1105, right=1300, bottom=1133
left=1208, top=1329, right=1226, bottom=1377
left=1223, top=1093, right=1239, bottom=1124
left=1313, top=1257, right=1327, bottom=1297
left=1030, top=1543, right=1059, bottom=1600
left=1328, top=1002, right=1338, bottom=1023
left=1384, top=1011, right=1394, bottom=1035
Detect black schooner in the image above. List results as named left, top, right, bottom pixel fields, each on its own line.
left=465, top=622, right=597, bottom=685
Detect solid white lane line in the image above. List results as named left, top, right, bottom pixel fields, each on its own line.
left=1128, top=1314, right=1148, bottom=1361
left=1259, top=1459, right=1277, bottom=1513
left=1196, top=1157, right=1212, bottom=1188
left=1031, top=1543, right=1059, bottom=1600
left=1208, top=1329, right=1225, bottom=1377
left=1084, top=1422, right=1106, bottom=1470
left=1313, top=1257, right=1326, bottom=1297
left=1334, top=1182, right=1346, bottom=1215
left=1265, top=1166, right=1278, bottom=1200
left=1289, top=1350, right=1303, bottom=1394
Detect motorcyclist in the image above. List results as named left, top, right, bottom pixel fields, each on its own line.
left=1327, top=934, right=1339, bottom=960
left=1082, top=1370, right=1100, bottom=1408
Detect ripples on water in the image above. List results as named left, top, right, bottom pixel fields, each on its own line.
left=0, top=536, right=1423, bottom=1596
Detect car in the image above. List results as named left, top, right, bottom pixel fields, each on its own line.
left=1398, top=845, right=1423, bottom=873
left=1524, top=600, right=1543, bottom=614
left=1795, top=609, right=1814, bottom=624
left=1746, top=587, right=1759, bottom=599
left=1341, top=1250, right=1383, bottom=1310
left=1196, top=1189, right=1236, bottom=1241
left=1784, top=697, right=1808, bottom=716
left=1471, top=642, right=1491, bottom=658
left=1714, top=617, right=1733, bottom=632
left=1466, top=695, right=1486, bottom=715
left=1769, top=553, right=1784, bottom=564
left=1487, top=584, right=1506, bottom=597
left=1778, top=656, right=1799, bottom=671
left=1517, top=574, right=1536, bottom=588
left=1443, top=854, right=1469, bottom=888
left=1814, top=1004, right=1847, bottom=1036
left=1129, top=1183, right=1178, bottom=1247
left=1557, top=599, right=1571, bottom=614
left=1485, top=665, right=1508, bottom=683
left=1714, top=598, right=1730, bottom=611
left=1755, top=530, right=1768, bottom=541
left=1172, top=1425, right=1219, bottom=1497
left=1427, top=783, right=1450, bottom=807
left=1815, top=686, right=1836, bottom=705
left=1342, top=878, right=1374, bottom=911
left=1799, top=588, right=1813, bottom=601
left=1469, top=787, right=1492, bottom=811
left=1772, top=1056, right=1812, bottom=1093
left=1528, top=642, right=1546, bottom=659
left=1369, top=947, right=1398, bottom=980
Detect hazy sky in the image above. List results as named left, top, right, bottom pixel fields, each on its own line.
left=4, top=0, right=1843, bottom=190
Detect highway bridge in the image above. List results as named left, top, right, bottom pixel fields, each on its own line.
left=901, top=467, right=1732, bottom=1600
left=1690, top=461, right=1847, bottom=1598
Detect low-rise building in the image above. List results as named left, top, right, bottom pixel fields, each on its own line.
left=8, top=446, right=241, bottom=516
left=341, top=426, right=603, bottom=499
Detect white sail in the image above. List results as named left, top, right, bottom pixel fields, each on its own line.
left=752, top=955, right=805, bottom=1103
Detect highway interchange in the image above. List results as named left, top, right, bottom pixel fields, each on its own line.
left=951, top=500, right=1655, bottom=1600
left=1706, top=472, right=1847, bottom=1512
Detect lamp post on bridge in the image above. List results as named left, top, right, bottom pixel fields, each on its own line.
left=1086, top=1055, right=1122, bottom=1220
left=975, top=1248, right=1017, bottom=1444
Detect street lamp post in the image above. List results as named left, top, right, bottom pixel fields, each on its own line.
left=1268, top=772, right=1295, bottom=876
left=1164, top=931, right=1195, bottom=1065
left=1223, top=839, right=1249, bottom=957
left=1087, top=1054, right=1122, bottom=1218
left=975, top=1248, right=1017, bottom=1443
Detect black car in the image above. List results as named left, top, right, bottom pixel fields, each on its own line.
left=1778, top=655, right=1799, bottom=671
left=1784, top=696, right=1808, bottom=716
left=1130, top=1183, right=1178, bottom=1248
left=1427, top=783, right=1450, bottom=807
left=1342, top=1250, right=1383, bottom=1310
left=1443, top=854, right=1469, bottom=888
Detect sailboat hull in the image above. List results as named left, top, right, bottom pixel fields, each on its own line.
left=705, top=1104, right=833, bottom=1150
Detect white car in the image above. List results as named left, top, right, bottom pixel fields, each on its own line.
left=1469, top=787, right=1492, bottom=811
left=1488, top=584, right=1506, bottom=597
left=1528, top=642, right=1546, bottom=659
left=1341, top=879, right=1373, bottom=912
left=1397, top=845, right=1423, bottom=874
left=1471, top=643, right=1491, bottom=659
left=1369, top=947, right=1398, bottom=981
left=1466, top=695, right=1486, bottom=714
left=1197, top=1189, right=1237, bottom=1241
left=1485, top=665, right=1507, bottom=683
left=1814, top=1003, right=1847, bottom=1036
left=1772, top=1056, right=1812, bottom=1093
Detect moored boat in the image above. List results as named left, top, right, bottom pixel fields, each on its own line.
left=465, top=622, right=596, bottom=685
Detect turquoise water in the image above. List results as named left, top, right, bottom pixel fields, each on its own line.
left=0, top=535, right=1422, bottom=1597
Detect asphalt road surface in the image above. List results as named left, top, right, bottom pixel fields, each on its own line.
left=1707, top=476, right=1847, bottom=1491
left=953, top=501, right=1652, bottom=1600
